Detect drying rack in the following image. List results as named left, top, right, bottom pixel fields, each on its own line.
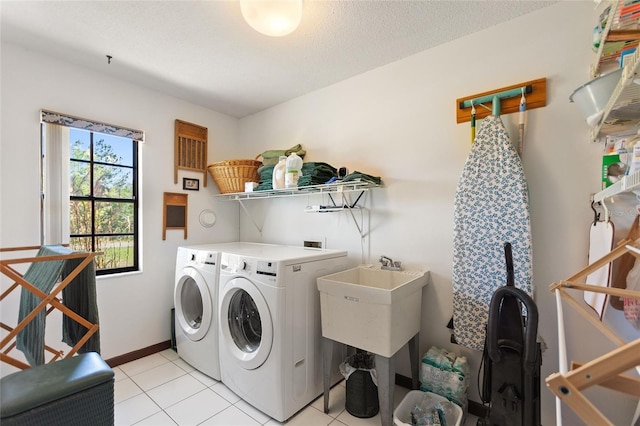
left=546, top=238, right=640, bottom=426
left=0, top=245, right=99, bottom=370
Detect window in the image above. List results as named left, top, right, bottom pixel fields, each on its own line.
left=41, top=110, right=143, bottom=276
left=69, top=129, right=138, bottom=274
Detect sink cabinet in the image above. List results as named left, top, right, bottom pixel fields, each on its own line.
left=317, top=266, right=429, bottom=426
left=317, top=266, right=429, bottom=358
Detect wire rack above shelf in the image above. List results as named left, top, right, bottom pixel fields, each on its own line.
left=590, top=0, right=640, bottom=142
left=591, top=47, right=640, bottom=142
left=593, top=169, right=640, bottom=202
left=592, top=0, right=640, bottom=77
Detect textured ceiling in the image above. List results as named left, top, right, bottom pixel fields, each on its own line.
left=1, top=1, right=556, bottom=118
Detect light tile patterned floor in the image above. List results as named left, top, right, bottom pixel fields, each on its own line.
left=114, top=349, right=478, bottom=426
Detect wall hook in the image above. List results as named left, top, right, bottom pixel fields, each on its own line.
left=591, top=200, right=600, bottom=224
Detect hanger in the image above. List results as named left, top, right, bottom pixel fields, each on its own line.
left=591, top=200, right=601, bottom=225
left=518, top=87, right=527, bottom=155
left=470, top=100, right=476, bottom=144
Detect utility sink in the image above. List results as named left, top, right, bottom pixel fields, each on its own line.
left=317, top=265, right=429, bottom=357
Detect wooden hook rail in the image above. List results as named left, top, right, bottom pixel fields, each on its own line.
left=456, top=77, right=547, bottom=123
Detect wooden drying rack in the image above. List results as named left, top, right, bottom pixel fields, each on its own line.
left=546, top=238, right=640, bottom=426
left=0, top=245, right=100, bottom=370
left=175, top=119, right=208, bottom=187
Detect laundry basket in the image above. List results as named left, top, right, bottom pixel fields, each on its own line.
left=393, top=390, right=463, bottom=426
left=207, top=159, right=262, bottom=194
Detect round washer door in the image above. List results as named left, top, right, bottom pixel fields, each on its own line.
left=220, top=277, right=273, bottom=370
left=174, top=267, right=212, bottom=342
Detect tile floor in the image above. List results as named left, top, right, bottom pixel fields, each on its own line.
left=114, top=349, right=478, bottom=426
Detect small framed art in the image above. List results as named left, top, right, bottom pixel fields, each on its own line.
left=183, top=178, right=199, bottom=191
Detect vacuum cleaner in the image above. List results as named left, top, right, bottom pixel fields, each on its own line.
left=478, top=242, right=541, bottom=426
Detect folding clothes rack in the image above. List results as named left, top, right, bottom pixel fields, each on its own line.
left=0, top=245, right=99, bottom=370
left=546, top=238, right=640, bottom=426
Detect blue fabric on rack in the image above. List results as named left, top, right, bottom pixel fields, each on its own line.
left=61, top=256, right=100, bottom=355
left=16, top=245, right=72, bottom=366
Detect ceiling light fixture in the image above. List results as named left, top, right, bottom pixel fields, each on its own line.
left=240, top=0, right=302, bottom=37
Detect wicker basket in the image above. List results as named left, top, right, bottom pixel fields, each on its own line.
left=207, top=159, right=262, bottom=194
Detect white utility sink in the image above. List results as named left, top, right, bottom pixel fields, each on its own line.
left=317, top=265, right=429, bottom=357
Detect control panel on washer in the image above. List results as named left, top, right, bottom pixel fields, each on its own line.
left=221, top=254, right=279, bottom=281
left=256, top=260, right=277, bottom=277
left=189, top=250, right=217, bottom=266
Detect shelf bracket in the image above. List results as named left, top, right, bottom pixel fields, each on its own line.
left=330, top=190, right=368, bottom=238
left=342, top=195, right=365, bottom=238
left=238, top=200, right=262, bottom=234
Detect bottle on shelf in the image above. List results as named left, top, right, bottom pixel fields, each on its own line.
left=272, top=156, right=286, bottom=190
left=285, top=152, right=303, bottom=188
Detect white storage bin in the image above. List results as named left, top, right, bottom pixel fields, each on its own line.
left=393, top=390, right=462, bottom=426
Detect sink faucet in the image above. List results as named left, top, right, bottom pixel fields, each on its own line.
left=379, top=255, right=402, bottom=271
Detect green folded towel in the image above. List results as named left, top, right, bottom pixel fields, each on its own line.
left=17, top=245, right=72, bottom=366
left=62, top=257, right=100, bottom=355
left=298, top=162, right=338, bottom=186
left=260, top=144, right=306, bottom=166
left=255, top=164, right=275, bottom=190
left=341, top=171, right=382, bottom=185
left=257, top=164, right=275, bottom=175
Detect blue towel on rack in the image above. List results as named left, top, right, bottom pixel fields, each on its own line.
left=16, top=245, right=72, bottom=366
left=61, top=255, right=100, bottom=355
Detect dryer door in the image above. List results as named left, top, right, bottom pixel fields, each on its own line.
left=175, top=267, right=212, bottom=341
left=220, top=277, right=273, bottom=370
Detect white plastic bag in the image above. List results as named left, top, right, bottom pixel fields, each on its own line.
left=339, top=354, right=378, bottom=386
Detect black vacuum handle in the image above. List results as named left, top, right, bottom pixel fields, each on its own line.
left=487, top=286, right=539, bottom=366
left=504, top=242, right=515, bottom=287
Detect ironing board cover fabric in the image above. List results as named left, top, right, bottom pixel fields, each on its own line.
left=453, top=115, right=533, bottom=351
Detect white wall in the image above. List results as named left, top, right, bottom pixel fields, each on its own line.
left=2, top=2, right=638, bottom=424
left=237, top=3, right=639, bottom=425
left=0, top=42, right=241, bottom=373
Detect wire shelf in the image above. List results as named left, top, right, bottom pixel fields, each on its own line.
left=593, top=170, right=640, bottom=202
left=215, top=181, right=382, bottom=201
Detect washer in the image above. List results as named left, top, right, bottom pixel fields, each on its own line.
left=174, top=245, right=225, bottom=380
left=218, top=242, right=350, bottom=422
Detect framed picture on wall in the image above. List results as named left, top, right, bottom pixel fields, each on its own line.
left=183, top=178, right=199, bottom=191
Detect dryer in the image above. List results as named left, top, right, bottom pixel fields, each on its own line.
left=174, top=245, right=222, bottom=380
left=217, top=243, right=350, bottom=422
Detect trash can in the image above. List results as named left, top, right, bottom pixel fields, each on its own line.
left=341, top=352, right=379, bottom=418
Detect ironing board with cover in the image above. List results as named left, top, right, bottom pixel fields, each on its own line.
left=453, top=115, right=533, bottom=351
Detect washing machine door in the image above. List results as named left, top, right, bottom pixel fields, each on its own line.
left=175, top=267, right=212, bottom=342
left=220, top=277, right=273, bottom=370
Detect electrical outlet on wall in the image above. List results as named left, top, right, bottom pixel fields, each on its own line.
left=304, top=236, right=326, bottom=248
